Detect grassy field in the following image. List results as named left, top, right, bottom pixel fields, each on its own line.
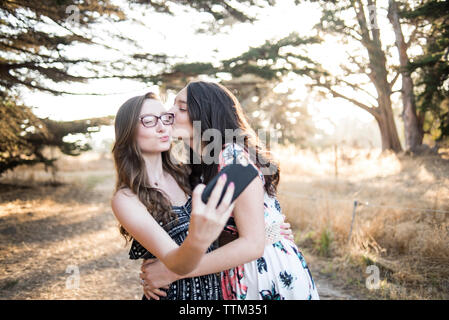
left=276, top=145, right=449, bottom=299
left=0, top=146, right=448, bottom=299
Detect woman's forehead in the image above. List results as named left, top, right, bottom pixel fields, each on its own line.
left=140, top=99, right=166, bottom=115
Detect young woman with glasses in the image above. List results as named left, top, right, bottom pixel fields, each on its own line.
left=111, top=92, right=236, bottom=300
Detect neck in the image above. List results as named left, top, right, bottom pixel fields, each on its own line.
left=142, top=151, right=164, bottom=185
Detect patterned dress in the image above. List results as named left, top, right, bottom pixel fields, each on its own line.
left=129, top=196, right=223, bottom=300
left=219, top=143, right=319, bottom=300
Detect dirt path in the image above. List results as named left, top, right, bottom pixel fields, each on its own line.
left=0, top=173, right=359, bottom=300
left=304, top=254, right=368, bottom=300
left=0, top=175, right=143, bottom=299
left=314, top=278, right=356, bottom=300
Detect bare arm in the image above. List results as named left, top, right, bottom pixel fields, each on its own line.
left=177, top=176, right=265, bottom=278
left=140, top=176, right=266, bottom=298
left=112, top=175, right=235, bottom=275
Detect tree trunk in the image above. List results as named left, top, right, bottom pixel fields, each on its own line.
left=388, top=0, right=423, bottom=152
left=369, top=47, right=403, bottom=152
left=376, top=92, right=403, bottom=151
left=353, top=0, right=403, bottom=152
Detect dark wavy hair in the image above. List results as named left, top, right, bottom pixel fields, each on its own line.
left=186, top=81, right=280, bottom=196
left=112, top=92, right=191, bottom=244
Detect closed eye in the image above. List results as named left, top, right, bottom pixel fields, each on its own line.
left=176, top=104, right=187, bottom=112
left=173, top=103, right=187, bottom=112
left=176, top=100, right=187, bottom=111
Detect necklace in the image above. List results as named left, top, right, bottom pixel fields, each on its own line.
left=152, top=173, right=163, bottom=187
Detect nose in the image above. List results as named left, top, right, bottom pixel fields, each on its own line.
left=155, top=118, right=168, bottom=132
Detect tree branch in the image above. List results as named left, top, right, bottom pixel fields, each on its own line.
left=338, top=78, right=378, bottom=101
left=314, top=81, right=379, bottom=119
left=389, top=71, right=401, bottom=89
left=353, top=0, right=373, bottom=46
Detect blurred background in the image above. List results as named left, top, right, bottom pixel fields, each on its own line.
left=0, top=0, right=448, bottom=300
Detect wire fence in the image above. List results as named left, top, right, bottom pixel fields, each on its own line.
left=278, top=191, right=449, bottom=243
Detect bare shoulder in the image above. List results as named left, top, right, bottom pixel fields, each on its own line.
left=112, top=186, right=134, bottom=200
left=111, top=187, right=139, bottom=211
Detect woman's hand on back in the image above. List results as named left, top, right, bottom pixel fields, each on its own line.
left=140, top=258, right=173, bottom=300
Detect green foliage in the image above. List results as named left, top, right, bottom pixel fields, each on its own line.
left=155, top=32, right=321, bottom=86
left=0, top=0, right=276, bottom=95
left=316, top=228, right=333, bottom=257
left=0, top=0, right=128, bottom=95
left=0, top=93, right=114, bottom=175
left=154, top=32, right=323, bottom=147
left=0, top=95, right=53, bottom=174
left=361, top=255, right=375, bottom=267
left=131, top=0, right=276, bottom=23
left=403, top=0, right=449, bottom=144
left=0, top=0, right=277, bottom=174
left=221, top=32, right=322, bottom=80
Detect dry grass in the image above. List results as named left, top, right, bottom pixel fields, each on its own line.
left=1, top=146, right=448, bottom=300
left=0, top=150, right=144, bottom=300
left=275, top=145, right=449, bottom=299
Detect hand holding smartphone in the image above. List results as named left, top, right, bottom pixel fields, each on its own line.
left=201, top=163, right=259, bottom=207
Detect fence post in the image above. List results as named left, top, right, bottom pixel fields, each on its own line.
left=348, top=200, right=359, bottom=243
left=334, top=144, right=338, bottom=179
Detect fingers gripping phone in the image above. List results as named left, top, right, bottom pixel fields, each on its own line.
left=201, top=163, right=259, bottom=206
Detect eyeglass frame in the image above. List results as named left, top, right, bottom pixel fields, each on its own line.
left=139, top=112, right=175, bottom=128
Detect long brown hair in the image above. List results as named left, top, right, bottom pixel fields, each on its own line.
left=112, top=92, right=191, bottom=244
left=186, top=81, right=280, bottom=196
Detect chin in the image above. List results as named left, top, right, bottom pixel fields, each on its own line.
left=159, top=140, right=172, bottom=151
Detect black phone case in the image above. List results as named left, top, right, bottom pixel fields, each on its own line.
left=201, top=163, right=259, bottom=206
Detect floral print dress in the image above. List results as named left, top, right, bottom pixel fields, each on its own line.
left=219, top=143, right=319, bottom=300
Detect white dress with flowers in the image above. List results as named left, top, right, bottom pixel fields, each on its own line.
left=219, top=143, right=319, bottom=300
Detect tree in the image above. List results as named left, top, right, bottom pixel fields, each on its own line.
left=293, top=0, right=449, bottom=153
left=0, top=0, right=277, bottom=175
left=402, top=0, right=449, bottom=147
left=222, top=76, right=318, bottom=146
left=0, top=94, right=114, bottom=174
left=1, top=0, right=276, bottom=96
left=154, top=1, right=448, bottom=153
left=0, top=0, right=147, bottom=175
left=153, top=33, right=322, bottom=147
left=0, top=96, right=49, bottom=174
left=388, top=0, right=424, bottom=152
left=162, top=1, right=408, bottom=152
left=289, top=0, right=404, bottom=152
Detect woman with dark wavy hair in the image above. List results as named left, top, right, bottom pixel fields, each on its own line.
left=141, top=82, right=319, bottom=300
left=111, top=92, right=236, bottom=300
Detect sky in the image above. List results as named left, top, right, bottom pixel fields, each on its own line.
left=20, top=0, right=388, bottom=149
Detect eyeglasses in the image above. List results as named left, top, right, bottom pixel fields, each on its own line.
left=139, top=113, right=175, bottom=128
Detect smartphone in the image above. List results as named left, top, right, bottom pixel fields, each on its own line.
left=201, top=163, right=259, bottom=206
